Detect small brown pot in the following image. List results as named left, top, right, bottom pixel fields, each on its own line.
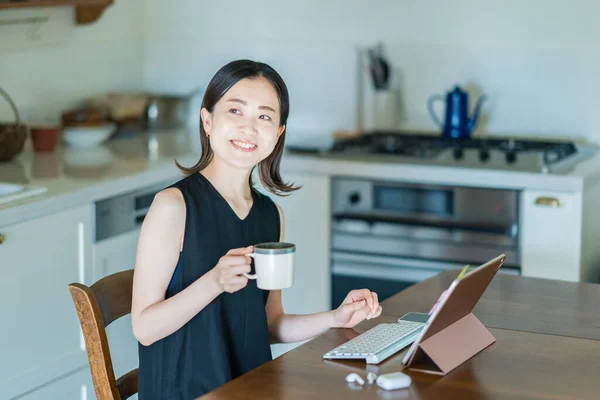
left=30, top=126, right=59, bottom=153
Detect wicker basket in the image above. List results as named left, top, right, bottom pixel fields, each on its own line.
left=0, top=87, right=27, bottom=162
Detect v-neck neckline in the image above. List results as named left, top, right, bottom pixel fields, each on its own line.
left=197, top=172, right=256, bottom=222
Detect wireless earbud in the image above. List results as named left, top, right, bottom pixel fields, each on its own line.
left=367, top=372, right=377, bottom=384
left=345, top=373, right=365, bottom=385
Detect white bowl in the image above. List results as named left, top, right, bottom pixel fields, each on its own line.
left=63, top=146, right=115, bottom=168
left=62, top=146, right=115, bottom=179
left=62, top=124, right=115, bottom=148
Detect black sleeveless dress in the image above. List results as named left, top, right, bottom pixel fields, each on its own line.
left=138, top=172, right=279, bottom=399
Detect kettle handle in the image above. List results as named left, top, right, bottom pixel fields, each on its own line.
left=427, top=94, right=445, bottom=127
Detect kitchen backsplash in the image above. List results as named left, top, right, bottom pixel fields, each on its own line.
left=1, top=0, right=599, bottom=145
left=144, top=0, right=600, bottom=144
left=0, top=0, right=145, bottom=125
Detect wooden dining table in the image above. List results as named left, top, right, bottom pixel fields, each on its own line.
left=198, top=270, right=600, bottom=399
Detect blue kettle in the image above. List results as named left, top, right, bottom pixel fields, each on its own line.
left=427, top=86, right=487, bottom=139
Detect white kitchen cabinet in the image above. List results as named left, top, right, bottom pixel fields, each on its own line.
left=520, top=189, right=583, bottom=282
left=92, top=228, right=140, bottom=392
left=0, top=205, right=93, bottom=399
left=255, top=172, right=331, bottom=358
left=276, top=173, right=331, bottom=314
left=16, top=366, right=93, bottom=400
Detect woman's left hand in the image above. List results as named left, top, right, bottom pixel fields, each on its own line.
left=330, top=289, right=382, bottom=328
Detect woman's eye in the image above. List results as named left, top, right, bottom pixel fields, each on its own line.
left=229, top=108, right=241, bottom=114
left=259, top=115, right=272, bottom=121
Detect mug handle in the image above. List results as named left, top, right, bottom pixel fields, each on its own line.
left=243, top=253, right=257, bottom=279
left=427, top=94, right=445, bottom=127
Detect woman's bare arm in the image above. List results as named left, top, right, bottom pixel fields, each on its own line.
left=131, top=188, right=223, bottom=346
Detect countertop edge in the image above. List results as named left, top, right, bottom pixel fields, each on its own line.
left=0, top=156, right=194, bottom=227
left=1, top=151, right=593, bottom=227
left=281, top=154, right=587, bottom=192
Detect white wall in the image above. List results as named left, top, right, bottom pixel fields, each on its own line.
left=2, top=1, right=597, bottom=143
left=0, top=0, right=145, bottom=125
left=144, top=0, right=600, bottom=144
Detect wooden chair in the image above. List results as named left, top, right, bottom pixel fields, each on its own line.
left=68, top=269, right=138, bottom=400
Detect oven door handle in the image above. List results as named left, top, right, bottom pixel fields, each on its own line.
left=333, top=252, right=466, bottom=271
left=332, top=261, right=446, bottom=282
left=331, top=253, right=464, bottom=282
left=333, top=213, right=514, bottom=235
left=331, top=252, right=520, bottom=280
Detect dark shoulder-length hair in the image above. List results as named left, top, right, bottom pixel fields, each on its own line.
left=175, top=59, right=300, bottom=196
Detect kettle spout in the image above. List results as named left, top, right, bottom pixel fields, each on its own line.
left=468, top=94, right=488, bottom=133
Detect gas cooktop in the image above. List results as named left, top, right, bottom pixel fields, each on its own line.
left=287, top=131, right=597, bottom=174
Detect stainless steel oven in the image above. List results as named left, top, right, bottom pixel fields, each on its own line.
left=330, top=177, right=521, bottom=308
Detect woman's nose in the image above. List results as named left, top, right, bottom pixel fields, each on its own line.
left=239, top=118, right=259, bottom=135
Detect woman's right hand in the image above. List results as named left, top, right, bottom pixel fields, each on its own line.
left=210, top=246, right=254, bottom=293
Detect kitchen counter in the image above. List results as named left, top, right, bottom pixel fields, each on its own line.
left=2, top=129, right=600, bottom=227
left=0, top=130, right=199, bottom=227
left=281, top=150, right=600, bottom=191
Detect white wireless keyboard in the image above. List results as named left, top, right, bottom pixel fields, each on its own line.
left=323, top=321, right=425, bottom=364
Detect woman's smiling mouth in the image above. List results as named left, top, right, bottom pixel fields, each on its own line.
left=230, top=139, right=258, bottom=152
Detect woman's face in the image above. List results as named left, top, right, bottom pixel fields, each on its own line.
left=201, top=77, right=285, bottom=171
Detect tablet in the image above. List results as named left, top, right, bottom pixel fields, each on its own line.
left=401, top=254, right=506, bottom=367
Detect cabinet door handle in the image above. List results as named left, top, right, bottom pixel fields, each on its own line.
left=0, top=233, right=4, bottom=244
left=535, top=197, right=562, bottom=207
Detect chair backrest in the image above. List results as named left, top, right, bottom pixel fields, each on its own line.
left=68, top=269, right=138, bottom=400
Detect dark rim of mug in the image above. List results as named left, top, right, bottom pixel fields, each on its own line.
left=254, top=242, right=295, bottom=255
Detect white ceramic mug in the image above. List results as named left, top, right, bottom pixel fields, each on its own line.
left=243, top=242, right=295, bottom=290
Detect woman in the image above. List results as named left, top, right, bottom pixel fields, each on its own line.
left=131, top=59, right=382, bottom=399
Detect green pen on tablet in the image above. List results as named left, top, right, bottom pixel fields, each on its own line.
left=456, top=264, right=471, bottom=280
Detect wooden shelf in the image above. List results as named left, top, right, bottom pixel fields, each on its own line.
left=0, top=0, right=114, bottom=25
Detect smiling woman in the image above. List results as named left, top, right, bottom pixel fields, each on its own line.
left=225, top=97, right=276, bottom=151
left=207, top=88, right=280, bottom=164
left=131, top=59, right=382, bottom=400
left=175, top=60, right=299, bottom=196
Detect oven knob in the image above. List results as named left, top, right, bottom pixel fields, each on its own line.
left=348, top=192, right=361, bottom=204
left=453, top=146, right=464, bottom=160
left=506, top=151, right=517, bottom=163
left=479, top=148, right=490, bottom=162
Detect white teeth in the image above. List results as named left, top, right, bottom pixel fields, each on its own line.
left=232, top=140, right=256, bottom=149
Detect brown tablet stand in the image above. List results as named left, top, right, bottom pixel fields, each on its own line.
left=407, top=312, right=496, bottom=375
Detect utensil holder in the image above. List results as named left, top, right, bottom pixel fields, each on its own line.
left=370, top=89, right=399, bottom=131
